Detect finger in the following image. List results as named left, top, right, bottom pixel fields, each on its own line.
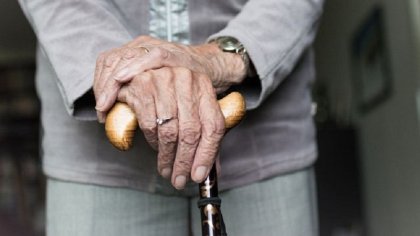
left=94, top=49, right=120, bottom=99
left=93, top=52, right=107, bottom=123
left=93, top=52, right=106, bottom=94
left=96, top=46, right=148, bottom=119
left=171, top=68, right=201, bottom=189
left=118, top=75, right=159, bottom=150
left=191, top=74, right=225, bottom=183
left=96, top=110, right=107, bottom=124
left=152, top=69, right=179, bottom=181
left=110, top=47, right=149, bottom=82
left=112, top=47, right=173, bottom=83
left=95, top=49, right=123, bottom=117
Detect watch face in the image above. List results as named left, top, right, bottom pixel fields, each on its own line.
left=219, top=37, right=241, bottom=52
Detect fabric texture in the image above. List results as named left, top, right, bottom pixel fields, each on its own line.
left=149, top=0, right=189, bottom=43
left=46, top=178, right=190, bottom=236
left=18, top=0, right=324, bottom=194
left=47, top=168, right=318, bottom=236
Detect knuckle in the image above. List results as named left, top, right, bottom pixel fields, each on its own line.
left=154, top=47, right=170, bottom=60
left=133, top=74, right=143, bottom=82
left=121, top=47, right=138, bottom=60
left=155, top=67, right=171, bottom=76
left=181, top=67, right=193, bottom=75
left=198, top=75, right=214, bottom=90
left=135, top=72, right=153, bottom=84
left=104, top=54, right=118, bottom=67
left=142, top=71, right=154, bottom=80
left=104, top=78, right=118, bottom=92
left=179, top=123, right=201, bottom=145
left=175, top=67, right=192, bottom=78
left=140, top=122, right=157, bottom=137
left=174, top=159, right=193, bottom=173
left=126, top=84, right=137, bottom=98
left=143, top=96, right=155, bottom=109
left=151, top=68, right=173, bottom=84
left=160, top=67, right=175, bottom=80
left=203, top=118, right=225, bottom=137
left=159, top=125, right=178, bottom=144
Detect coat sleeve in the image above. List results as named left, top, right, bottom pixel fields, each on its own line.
left=208, top=0, right=324, bottom=109
left=18, top=0, right=134, bottom=119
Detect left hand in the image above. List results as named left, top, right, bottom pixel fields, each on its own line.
left=94, top=35, right=247, bottom=121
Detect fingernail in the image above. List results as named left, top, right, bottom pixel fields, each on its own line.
left=115, top=68, right=129, bottom=80
left=95, top=94, right=107, bottom=110
left=174, top=175, right=186, bottom=189
left=97, top=112, right=106, bottom=123
left=194, top=166, right=208, bottom=181
left=161, top=168, right=172, bottom=179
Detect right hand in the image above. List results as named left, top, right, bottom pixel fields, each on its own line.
left=113, top=66, right=225, bottom=190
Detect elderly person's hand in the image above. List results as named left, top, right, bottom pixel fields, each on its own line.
left=101, top=66, right=226, bottom=190
left=93, top=36, right=247, bottom=189
left=94, top=35, right=247, bottom=122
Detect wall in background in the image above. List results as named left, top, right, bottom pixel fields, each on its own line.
left=0, top=1, right=36, bottom=64
left=0, top=2, right=43, bottom=235
left=315, top=0, right=420, bottom=235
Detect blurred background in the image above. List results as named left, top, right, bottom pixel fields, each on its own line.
left=1, top=0, right=420, bottom=235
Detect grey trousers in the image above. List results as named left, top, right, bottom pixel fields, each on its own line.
left=47, top=168, right=318, bottom=236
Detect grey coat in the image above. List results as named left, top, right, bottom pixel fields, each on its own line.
left=19, top=0, right=324, bottom=195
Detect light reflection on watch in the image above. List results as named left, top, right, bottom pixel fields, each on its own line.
left=211, top=36, right=253, bottom=76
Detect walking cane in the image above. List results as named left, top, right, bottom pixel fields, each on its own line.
left=105, top=92, right=245, bottom=236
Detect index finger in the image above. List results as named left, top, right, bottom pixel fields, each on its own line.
left=111, top=47, right=176, bottom=83
left=94, top=49, right=122, bottom=122
left=96, top=47, right=149, bottom=114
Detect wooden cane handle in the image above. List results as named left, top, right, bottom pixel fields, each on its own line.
left=105, top=92, right=246, bottom=151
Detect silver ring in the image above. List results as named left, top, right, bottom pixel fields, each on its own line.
left=156, top=117, right=173, bottom=126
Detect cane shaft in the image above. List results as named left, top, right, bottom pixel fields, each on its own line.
left=198, top=165, right=225, bottom=236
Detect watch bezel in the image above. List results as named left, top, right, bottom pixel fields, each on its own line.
left=218, top=37, right=243, bottom=53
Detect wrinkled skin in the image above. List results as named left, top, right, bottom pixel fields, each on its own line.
left=94, top=35, right=246, bottom=189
